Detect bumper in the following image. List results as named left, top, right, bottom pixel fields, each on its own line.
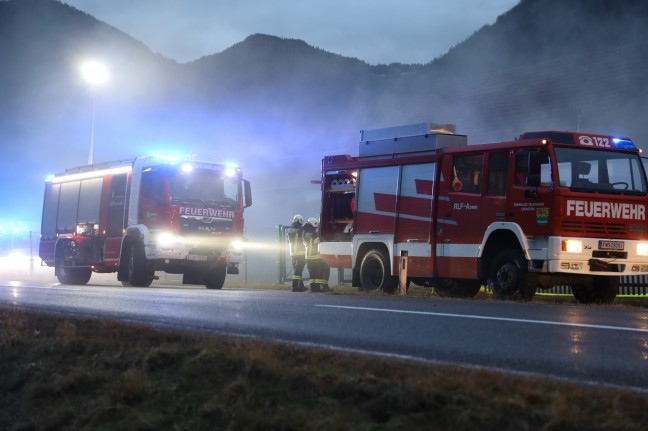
left=530, top=236, right=648, bottom=276
left=145, top=236, right=244, bottom=265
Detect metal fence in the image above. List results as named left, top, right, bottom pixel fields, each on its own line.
left=619, top=276, right=648, bottom=295
left=485, top=276, right=648, bottom=296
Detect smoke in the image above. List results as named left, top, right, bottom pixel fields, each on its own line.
left=3, top=0, right=648, bottom=283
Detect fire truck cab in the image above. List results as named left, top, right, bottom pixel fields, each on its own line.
left=39, top=155, right=252, bottom=289
left=319, top=122, right=648, bottom=303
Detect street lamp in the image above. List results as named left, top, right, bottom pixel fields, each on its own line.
left=81, top=60, right=109, bottom=165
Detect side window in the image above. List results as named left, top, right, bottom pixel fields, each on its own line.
left=452, top=154, right=483, bottom=194
left=140, top=169, right=164, bottom=201
left=487, top=152, right=508, bottom=196
left=516, top=149, right=551, bottom=187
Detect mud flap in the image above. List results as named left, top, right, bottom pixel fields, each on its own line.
left=227, top=264, right=239, bottom=274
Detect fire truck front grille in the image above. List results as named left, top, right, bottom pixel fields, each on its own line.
left=180, top=217, right=233, bottom=235
left=561, top=220, right=627, bottom=236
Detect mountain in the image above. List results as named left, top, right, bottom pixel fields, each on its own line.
left=381, top=0, right=648, bottom=143
left=1, top=0, right=648, bottom=246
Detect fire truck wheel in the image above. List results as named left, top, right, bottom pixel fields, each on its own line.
left=127, top=242, right=153, bottom=287
left=359, top=249, right=397, bottom=294
left=205, top=265, right=226, bottom=289
left=56, top=261, right=92, bottom=285
left=488, top=249, right=536, bottom=301
left=571, top=278, right=618, bottom=304
left=434, top=279, right=481, bottom=298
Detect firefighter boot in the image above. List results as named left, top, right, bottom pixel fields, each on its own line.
left=320, top=283, right=332, bottom=293
left=292, top=278, right=306, bottom=292
left=309, top=282, right=321, bottom=293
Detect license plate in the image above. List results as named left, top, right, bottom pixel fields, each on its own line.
left=598, top=240, right=624, bottom=251
left=187, top=254, right=208, bottom=261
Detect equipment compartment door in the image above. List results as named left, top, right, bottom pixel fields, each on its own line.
left=104, top=173, right=128, bottom=264
left=355, top=166, right=400, bottom=235
left=436, top=154, right=484, bottom=279
left=395, top=163, right=436, bottom=276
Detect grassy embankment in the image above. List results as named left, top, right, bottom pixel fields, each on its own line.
left=2, top=286, right=648, bottom=430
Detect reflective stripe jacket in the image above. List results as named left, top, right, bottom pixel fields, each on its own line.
left=303, top=223, right=320, bottom=260
left=285, top=221, right=305, bottom=256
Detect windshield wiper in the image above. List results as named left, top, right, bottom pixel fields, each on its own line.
left=619, top=190, right=647, bottom=196
left=171, top=197, right=239, bottom=207
left=171, top=197, right=208, bottom=205
left=569, top=186, right=595, bottom=193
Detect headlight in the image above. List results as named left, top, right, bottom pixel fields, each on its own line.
left=562, top=240, right=583, bottom=253
left=637, top=242, right=648, bottom=257
left=157, top=232, right=183, bottom=248
left=231, top=239, right=245, bottom=251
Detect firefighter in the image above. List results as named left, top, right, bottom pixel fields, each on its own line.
left=285, top=214, right=307, bottom=292
left=303, top=217, right=332, bottom=293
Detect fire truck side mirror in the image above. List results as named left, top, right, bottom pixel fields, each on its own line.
left=243, top=179, right=252, bottom=208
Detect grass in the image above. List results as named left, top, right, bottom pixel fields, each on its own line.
left=1, top=305, right=648, bottom=430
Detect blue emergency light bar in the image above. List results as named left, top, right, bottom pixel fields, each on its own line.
left=612, top=138, right=636, bottom=150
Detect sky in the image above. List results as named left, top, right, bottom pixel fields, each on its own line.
left=61, top=0, right=520, bottom=65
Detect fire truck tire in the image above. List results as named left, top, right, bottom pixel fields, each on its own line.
left=55, top=261, right=92, bottom=285
left=127, top=242, right=153, bottom=287
left=434, top=279, right=481, bottom=298
left=359, top=249, right=397, bottom=294
left=571, top=277, right=618, bottom=304
left=205, top=265, right=227, bottom=290
left=488, top=249, right=536, bottom=301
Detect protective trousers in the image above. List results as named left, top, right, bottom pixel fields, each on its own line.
left=306, top=257, right=322, bottom=292
left=291, top=255, right=306, bottom=292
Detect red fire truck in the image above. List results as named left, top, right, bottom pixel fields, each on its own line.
left=39, top=155, right=252, bottom=289
left=319, top=122, right=648, bottom=303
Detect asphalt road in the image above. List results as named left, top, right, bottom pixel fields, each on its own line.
left=2, top=278, right=647, bottom=393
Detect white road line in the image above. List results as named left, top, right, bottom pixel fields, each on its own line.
left=0, top=284, right=83, bottom=291
left=316, top=304, right=648, bottom=334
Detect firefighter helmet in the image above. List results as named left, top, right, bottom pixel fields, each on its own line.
left=292, top=214, right=303, bottom=224
left=307, top=217, right=319, bottom=228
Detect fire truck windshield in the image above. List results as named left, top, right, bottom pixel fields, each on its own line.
left=554, top=147, right=647, bottom=195
left=142, top=167, right=240, bottom=208
left=171, top=169, right=239, bottom=207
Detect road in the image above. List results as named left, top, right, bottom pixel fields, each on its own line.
left=2, top=277, right=648, bottom=392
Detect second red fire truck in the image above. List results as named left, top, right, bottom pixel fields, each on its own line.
left=39, top=155, right=252, bottom=289
left=319, top=122, right=648, bottom=303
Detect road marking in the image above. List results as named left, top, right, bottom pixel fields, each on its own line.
left=316, top=305, right=648, bottom=333
left=0, top=284, right=84, bottom=293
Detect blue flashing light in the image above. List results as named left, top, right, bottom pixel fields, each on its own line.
left=181, top=163, right=193, bottom=173
left=612, top=138, right=636, bottom=150
left=152, top=154, right=180, bottom=163
left=225, top=161, right=239, bottom=168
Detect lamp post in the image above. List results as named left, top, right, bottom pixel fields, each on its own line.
left=81, top=60, right=109, bottom=165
